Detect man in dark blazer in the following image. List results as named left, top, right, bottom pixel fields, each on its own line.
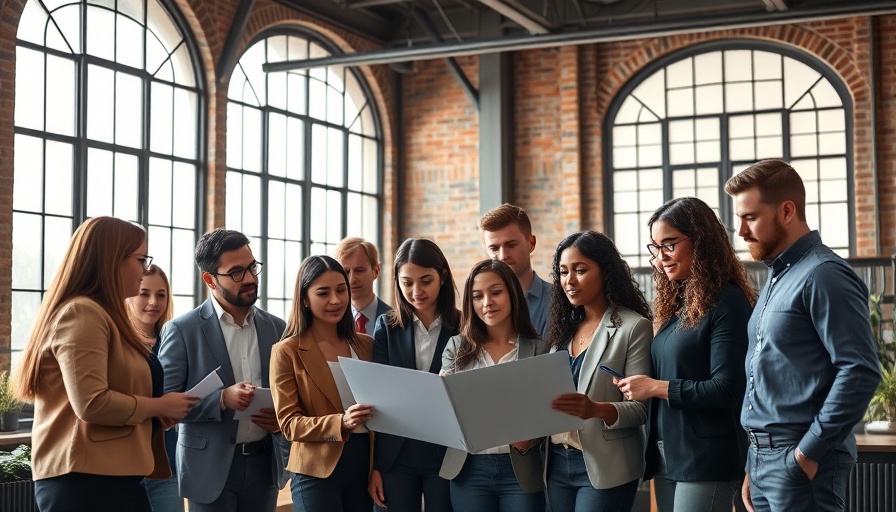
left=335, top=237, right=392, bottom=334
left=159, top=229, right=289, bottom=512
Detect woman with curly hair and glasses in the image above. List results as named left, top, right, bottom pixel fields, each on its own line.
left=616, top=197, right=756, bottom=512
left=547, top=231, right=653, bottom=512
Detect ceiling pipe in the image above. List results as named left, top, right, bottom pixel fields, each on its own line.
left=263, top=1, right=896, bottom=71
left=476, top=0, right=550, bottom=34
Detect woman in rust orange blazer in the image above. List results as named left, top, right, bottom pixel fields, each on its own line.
left=13, top=216, right=199, bottom=512
left=271, top=255, right=375, bottom=512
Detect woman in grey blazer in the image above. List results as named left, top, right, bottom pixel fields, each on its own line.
left=547, top=231, right=654, bottom=512
left=439, top=260, right=549, bottom=512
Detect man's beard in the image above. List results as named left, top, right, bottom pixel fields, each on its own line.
left=218, top=283, right=258, bottom=308
left=746, top=220, right=787, bottom=262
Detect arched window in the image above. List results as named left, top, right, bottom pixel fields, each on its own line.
left=12, top=0, right=204, bottom=364
left=226, top=31, right=382, bottom=320
left=606, top=41, right=853, bottom=266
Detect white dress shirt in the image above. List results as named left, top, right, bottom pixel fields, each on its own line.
left=211, top=296, right=267, bottom=443
left=412, top=315, right=442, bottom=372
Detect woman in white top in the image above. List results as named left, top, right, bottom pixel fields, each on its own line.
left=439, top=259, right=549, bottom=512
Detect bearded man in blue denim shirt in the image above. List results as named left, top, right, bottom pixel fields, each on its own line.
left=725, top=159, right=880, bottom=512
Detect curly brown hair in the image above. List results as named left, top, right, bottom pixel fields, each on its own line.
left=547, top=231, right=652, bottom=348
left=648, top=197, right=757, bottom=330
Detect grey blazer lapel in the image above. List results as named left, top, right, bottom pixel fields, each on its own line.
left=254, top=311, right=275, bottom=388
left=579, top=310, right=616, bottom=395
left=199, top=299, right=236, bottom=386
left=517, top=336, right=537, bottom=359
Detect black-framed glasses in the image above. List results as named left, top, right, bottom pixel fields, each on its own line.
left=134, top=254, right=153, bottom=272
left=211, top=261, right=264, bottom=282
left=646, top=237, right=689, bottom=257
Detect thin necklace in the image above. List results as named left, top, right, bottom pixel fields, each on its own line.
left=134, top=324, right=156, bottom=340
left=577, top=321, right=599, bottom=347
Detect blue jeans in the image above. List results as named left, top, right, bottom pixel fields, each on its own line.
left=377, top=438, right=451, bottom=512
left=145, top=476, right=184, bottom=512
left=291, top=434, right=372, bottom=512
left=746, top=443, right=854, bottom=512
left=547, top=444, right=638, bottom=512
left=449, top=454, right=545, bottom=512
left=653, top=440, right=739, bottom=512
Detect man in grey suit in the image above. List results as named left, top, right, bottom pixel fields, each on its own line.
left=335, top=237, right=392, bottom=334
left=159, top=229, right=289, bottom=512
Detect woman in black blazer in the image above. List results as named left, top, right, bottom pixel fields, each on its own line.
left=616, top=197, right=757, bottom=512
left=369, top=238, right=460, bottom=512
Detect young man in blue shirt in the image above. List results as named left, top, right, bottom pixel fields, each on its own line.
left=725, top=159, right=880, bottom=512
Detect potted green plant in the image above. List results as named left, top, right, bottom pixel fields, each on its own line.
left=0, top=371, right=23, bottom=432
left=0, top=444, right=35, bottom=511
left=865, top=362, right=896, bottom=434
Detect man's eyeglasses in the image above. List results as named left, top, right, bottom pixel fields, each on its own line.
left=211, top=261, right=264, bottom=282
left=134, top=254, right=153, bottom=272
left=646, top=237, right=689, bottom=258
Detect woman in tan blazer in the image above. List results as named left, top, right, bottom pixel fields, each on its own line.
left=13, top=216, right=199, bottom=512
left=547, top=231, right=654, bottom=512
left=271, top=255, right=375, bottom=512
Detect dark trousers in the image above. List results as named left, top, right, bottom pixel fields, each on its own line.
left=377, top=439, right=451, bottom=512
left=291, top=433, right=372, bottom=512
left=35, top=473, right=150, bottom=512
left=188, top=438, right=278, bottom=512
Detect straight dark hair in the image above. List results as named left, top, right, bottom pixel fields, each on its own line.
left=282, top=255, right=361, bottom=349
left=387, top=238, right=460, bottom=330
left=547, top=231, right=652, bottom=348
left=452, top=260, right=539, bottom=370
left=194, top=229, right=251, bottom=274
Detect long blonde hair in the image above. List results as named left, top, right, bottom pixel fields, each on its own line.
left=14, top=216, right=149, bottom=402
left=127, top=264, right=175, bottom=338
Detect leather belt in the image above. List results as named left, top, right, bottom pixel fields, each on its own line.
left=746, top=430, right=803, bottom=449
left=236, top=438, right=267, bottom=456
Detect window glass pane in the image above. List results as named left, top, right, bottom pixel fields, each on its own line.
left=116, top=71, right=143, bottom=148
left=666, top=58, right=692, bottom=88
left=268, top=180, right=285, bottom=239
left=820, top=203, right=849, bottom=248
left=171, top=228, right=197, bottom=296
left=87, top=64, right=115, bottom=143
left=667, top=88, right=693, bottom=117
left=309, top=78, right=326, bottom=120
left=287, top=117, right=305, bottom=181
left=725, top=82, right=753, bottom=112
left=285, top=183, right=303, bottom=240
left=45, top=55, right=76, bottom=136
left=173, top=88, right=197, bottom=158
left=86, top=148, right=113, bottom=217
left=13, top=135, right=43, bottom=212
left=269, top=113, right=287, bottom=177
left=288, top=72, right=307, bottom=115
left=11, top=291, right=42, bottom=359
left=116, top=14, right=144, bottom=68
left=226, top=102, right=243, bottom=169
left=818, top=109, right=845, bottom=132
left=784, top=57, right=820, bottom=108
left=226, top=171, right=244, bottom=229
left=172, top=162, right=196, bottom=229
left=327, top=128, right=345, bottom=187
left=724, top=50, right=752, bottom=82
left=12, top=213, right=42, bottom=289
left=86, top=5, right=115, bottom=60
left=114, top=152, right=139, bottom=221
left=241, top=106, right=262, bottom=173
left=754, top=81, right=782, bottom=110
left=694, top=52, right=722, bottom=85
left=695, top=84, right=723, bottom=115
left=45, top=141, right=73, bottom=216
left=754, top=51, right=782, bottom=80
left=18, top=0, right=50, bottom=46
left=151, top=82, right=174, bottom=154
left=15, top=47, right=44, bottom=131
left=149, top=158, right=173, bottom=225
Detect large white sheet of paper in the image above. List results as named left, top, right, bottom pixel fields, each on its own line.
left=339, top=352, right=585, bottom=452
left=327, top=363, right=357, bottom=410
left=185, top=366, right=223, bottom=399
left=233, top=387, right=274, bottom=420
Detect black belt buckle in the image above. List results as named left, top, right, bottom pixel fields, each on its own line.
left=747, top=430, right=772, bottom=448
left=238, top=439, right=266, bottom=456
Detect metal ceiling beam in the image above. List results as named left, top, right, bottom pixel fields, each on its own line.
left=412, top=7, right=480, bottom=109
left=263, top=1, right=896, bottom=71
left=216, top=0, right=256, bottom=82
left=476, top=0, right=550, bottom=34
left=760, top=0, right=788, bottom=12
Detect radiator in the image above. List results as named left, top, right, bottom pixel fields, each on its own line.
left=0, top=480, right=37, bottom=512
left=849, top=462, right=896, bottom=512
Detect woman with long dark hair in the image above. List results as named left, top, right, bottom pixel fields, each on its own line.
left=616, top=197, right=756, bottom=511
left=547, top=230, right=653, bottom=512
left=271, top=255, right=375, bottom=512
left=368, top=238, right=460, bottom=512
left=439, top=259, right=548, bottom=512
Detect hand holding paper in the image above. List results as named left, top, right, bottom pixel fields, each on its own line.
left=185, top=366, right=224, bottom=399
left=233, top=387, right=274, bottom=419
